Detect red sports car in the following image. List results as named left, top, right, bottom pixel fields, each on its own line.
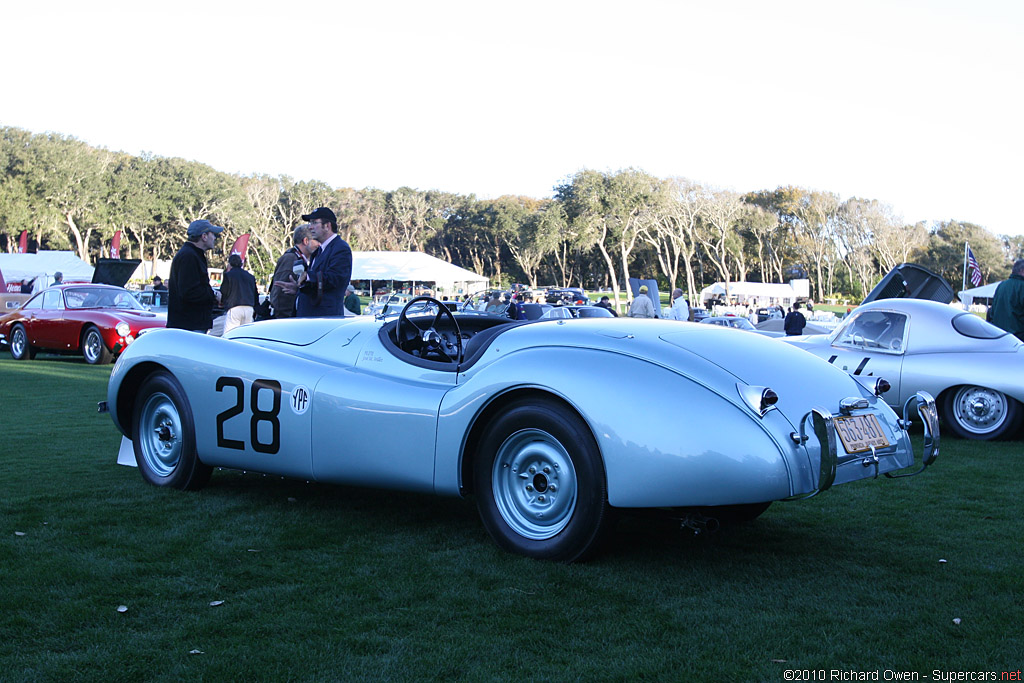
left=0, top=284, right=166, bottom=364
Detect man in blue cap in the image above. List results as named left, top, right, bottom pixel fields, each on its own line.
left=277, top=207, right=352, bottom=317
left=168, top=219, right=223, bottom=332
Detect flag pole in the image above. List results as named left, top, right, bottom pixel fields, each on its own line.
left=962, top=242, right=969, bottom=310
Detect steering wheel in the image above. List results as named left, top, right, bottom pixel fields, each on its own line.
left=396, top=296, right=463, bottom=363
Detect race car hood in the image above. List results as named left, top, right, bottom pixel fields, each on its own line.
left=226, top=317, right=353, bottom=346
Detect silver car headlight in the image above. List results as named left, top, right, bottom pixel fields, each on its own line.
left=115, top=322, right=131, bottom=337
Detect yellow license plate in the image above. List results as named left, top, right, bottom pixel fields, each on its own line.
left=834, top=414, right=891, bottom=454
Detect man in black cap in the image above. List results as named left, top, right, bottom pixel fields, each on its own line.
left=168, top=219, right=223, bottom=331
left=278, top=208, right=352, bottom=317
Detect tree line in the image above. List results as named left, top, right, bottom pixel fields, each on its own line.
left=3, top=126, right=1022, bottom=306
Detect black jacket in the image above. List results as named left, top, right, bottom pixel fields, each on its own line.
left=167, top=242, right=217, bottom=331
left=220, top=266, right=258, bottom=311
left=784, top=310, right=806, bottom=336
left=297, top=235, right=352, bottom=317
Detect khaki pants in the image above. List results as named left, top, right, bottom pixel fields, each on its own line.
left=224, top=306, right=254, bottom=334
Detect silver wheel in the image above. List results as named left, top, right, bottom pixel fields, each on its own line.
left=132, top=372, right=211, bottom=489
left=137, top=391, right=185, bottom=478
left=491, top=428, right=578, bottom=541
left=946, top=385, right=1018, bottom=439
left=82, top=326, right=111, bottom=364
left=11, top=326, right=28, bottom=360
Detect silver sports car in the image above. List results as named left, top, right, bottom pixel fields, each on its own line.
left=103, top=296, right=938, bottom=561
left=785, top=298, right=1024, bottom=440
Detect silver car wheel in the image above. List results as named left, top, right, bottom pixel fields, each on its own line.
left=11, top=326, right=26, bottom=359
left=491, top=428, right=578, bottom=541
left=83, top=328, right=103, bottom=364
left=138, top=391, right=184, bottom=478
left=950, top=385, right=1008, bottom=436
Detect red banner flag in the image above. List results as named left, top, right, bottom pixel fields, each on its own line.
left=18, top=230, right=28, bottom=254
left=229, top=234, right=250, bottom=263
left=110, top=230, right=122, bottom=259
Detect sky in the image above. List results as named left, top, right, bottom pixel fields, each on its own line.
left=3, top=0, right=1022, bottom=236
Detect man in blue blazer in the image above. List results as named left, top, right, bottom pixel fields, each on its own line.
left=292, top=207, right=352, bottom=317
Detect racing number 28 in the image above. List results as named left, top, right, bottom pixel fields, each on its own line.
left=215, top=377, right=281, bottom=454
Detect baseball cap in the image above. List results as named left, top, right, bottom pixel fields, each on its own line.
left=639, top=285, right=648, bottom=293
left=187, top=219, right=225, bottom=239
left=301, top=207, right=337, bottom=224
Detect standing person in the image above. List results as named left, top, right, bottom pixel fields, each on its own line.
left=595, top=295, right=618, bottom=316
left=344, top=284, right=361, bottom=316
left=52, top=271, right=63, bottom=286
left=988, top=258, right=1024, bottom=341
left=505, top=293, right=523, bottom=320
left=270, top=224, right=318, bottom=318
left=220, top=254, right=259, bottom=334
left=277, top=208, right=352, bottom=318
left=167, top=219, right=223, bottom=332
left=152, top=276, right=167, bottom=291
left=627, top=285, right=656, bottom=318
left=666, top=288, right=689, bottom=321
left=784, top=301, right=807, bottom=336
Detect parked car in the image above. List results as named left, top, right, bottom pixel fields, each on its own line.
left=701, top=316, right=759, bottom=332
left=784, top=298, right=1024, bottom=440
left=103, top=296, right=938, bottom=562
left=545, top=288, right=589, bottom=305
left=1, top=284, right=166, bottom=364
left=133, top=289, right=169, bottom=314
left=562, top=305, right=615, bottom=319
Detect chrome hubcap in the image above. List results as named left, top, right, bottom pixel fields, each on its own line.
left=139, top=392, right=182, bottom=477
left=953, top=386, right=1007, bottom=434
left=492, top=428, right=577, bottom=540
left=12, top=329, right=25, bottom=357
left=84, top=331, right=101, bottom=362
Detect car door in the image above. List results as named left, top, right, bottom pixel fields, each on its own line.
left=309, top=342, right=457, bottom=494
left=32, top=289, right=66, bottom=348
left=823, top=309, right=907, bottom=401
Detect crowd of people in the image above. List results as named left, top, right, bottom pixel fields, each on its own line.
left=166, top=208, right=353, bottom=333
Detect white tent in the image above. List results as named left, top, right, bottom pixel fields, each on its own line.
left=0, top=251, right=94, bottom=293
left=958, top=281, right=1002, bottom=308
left=699, top=280, right=806, bottom=306
left=352, top=251, right=488, bottom=295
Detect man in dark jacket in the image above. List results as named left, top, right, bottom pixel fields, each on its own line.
left=167, top=219, right=222, bottom=331
left=280, top=207, right=351, bottom=318
left=989, top=259, right=1024, bottom=341
left=220, top=253, right=259, bottom=334
left=784, top=302, right=807, bottom=336
left=270, top=224, right=318, bottom=318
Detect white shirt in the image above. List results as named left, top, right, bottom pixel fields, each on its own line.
left=667, top=296, right=690, bottom=321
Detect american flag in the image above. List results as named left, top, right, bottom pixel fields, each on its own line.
left=967, top=246, right=983, bottom=286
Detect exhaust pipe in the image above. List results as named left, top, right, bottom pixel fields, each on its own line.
left=680, top=513, right=720, bottom=536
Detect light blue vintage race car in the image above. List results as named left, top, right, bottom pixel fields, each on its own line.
left=103, top=296, right=938, bottom=561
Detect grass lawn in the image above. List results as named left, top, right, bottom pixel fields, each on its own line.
left=1, top=356, right=1020, bottom=681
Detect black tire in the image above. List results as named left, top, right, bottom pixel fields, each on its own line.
left=9, top=324, right=35, bottom=360
left=941, top=385, right=1023, bottom=440
left=474, top=398, right=611, bottom=562
left=82, top=325, right=113, bottom=365
left=132, top=372, right=212, bottom=490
